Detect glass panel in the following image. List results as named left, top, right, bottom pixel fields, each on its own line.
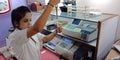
left=51, top=11, right=113, bottom=22
left=49, top=13, right=98, bottom=43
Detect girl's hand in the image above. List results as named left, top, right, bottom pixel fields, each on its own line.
left=56, top=27, right=62, bottom=33
left=48, top=0, right=60, bottom=6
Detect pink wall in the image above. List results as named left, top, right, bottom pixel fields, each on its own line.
left=0, top=0, right=27, bottom=48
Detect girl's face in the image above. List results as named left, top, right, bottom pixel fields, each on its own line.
left=19, top=12, right=32, bottom=29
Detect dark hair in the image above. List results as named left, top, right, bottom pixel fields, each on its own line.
left=11, top=6, right=31, bottom=28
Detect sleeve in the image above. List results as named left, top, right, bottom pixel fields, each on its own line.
left=37, top=33, right=45, bottom=42
left=37, top=33, right=45, bottom=49
left=8, top=29, right=29, bottom=46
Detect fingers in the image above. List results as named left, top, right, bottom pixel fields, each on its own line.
left=56, top=27, right=62, bottom=33
left=49, top=0, right=60, bottom=6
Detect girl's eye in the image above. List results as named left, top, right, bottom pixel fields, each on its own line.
left=23, top=19, right=31, bottom=23
left=30, top=19, right=32, bottom=22
left=24, top=19, right=28, bottom=22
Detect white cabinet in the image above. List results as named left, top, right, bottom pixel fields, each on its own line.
left=31, top=11, right=119, bottom=60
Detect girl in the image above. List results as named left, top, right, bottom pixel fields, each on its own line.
left=8, top=0, right=60, bottom=60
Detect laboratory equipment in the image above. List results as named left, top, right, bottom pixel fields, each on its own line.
left=62, top=19, right=97, bottom=42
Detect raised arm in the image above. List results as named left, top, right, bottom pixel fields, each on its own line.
left=27, top=0, right=60, bottom=38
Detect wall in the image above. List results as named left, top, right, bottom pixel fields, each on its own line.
left=0, top=0, right=27, bottom=48
left=26, top=0, right=45, bottom=8
left=76, top=0, right=120, bottom=40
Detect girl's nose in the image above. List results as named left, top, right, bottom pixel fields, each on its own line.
left=28, top=21, right=32, bottom=26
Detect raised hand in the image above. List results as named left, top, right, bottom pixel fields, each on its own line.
left=48, top=0, right=60, bottom=6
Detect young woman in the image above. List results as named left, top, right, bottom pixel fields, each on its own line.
left=8, top=0, right=60, bottom=60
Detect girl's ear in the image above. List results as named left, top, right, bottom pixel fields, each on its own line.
left=15, top=23, right=19, bottom=26
left=14, top=22, right=19, bottom=27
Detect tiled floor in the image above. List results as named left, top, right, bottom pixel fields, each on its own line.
left=0, top=48, right=60, bottom=60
